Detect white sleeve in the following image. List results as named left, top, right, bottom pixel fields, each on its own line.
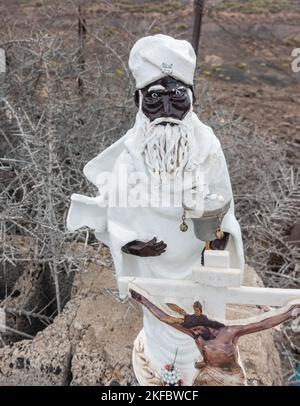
left=67, top=193, right=107, bottom=233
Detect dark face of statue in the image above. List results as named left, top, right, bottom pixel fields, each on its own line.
left=135, top=76, right=194, bottom=122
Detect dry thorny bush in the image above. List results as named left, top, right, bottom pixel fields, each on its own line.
left=0, top=1, right=299, bottom=384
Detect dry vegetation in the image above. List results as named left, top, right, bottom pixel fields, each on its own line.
left=0, top=0, right=299, bottom=385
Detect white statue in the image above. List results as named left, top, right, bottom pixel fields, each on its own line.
left=67, top=34, right=245, bottom=385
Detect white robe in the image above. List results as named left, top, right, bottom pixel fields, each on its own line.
left=67, top=111, right=245, bottom=385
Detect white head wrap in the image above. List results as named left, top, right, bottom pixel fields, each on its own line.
left=129, top=34, right=196, bottom=89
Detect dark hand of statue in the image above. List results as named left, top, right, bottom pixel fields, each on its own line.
left=202, top=233, right=230, bottom=263
left=210, top=232, right=230, bottom=250
left=121, top=237, right=167, bottom=257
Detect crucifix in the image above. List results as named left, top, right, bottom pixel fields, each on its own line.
left=118, top=250, right=300, bottom=386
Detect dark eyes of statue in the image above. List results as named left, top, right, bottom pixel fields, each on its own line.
left=174, top=88, right=185, bottom=97
left=149, top=88, right=186, bottom=100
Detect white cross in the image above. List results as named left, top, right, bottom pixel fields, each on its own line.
left=118, top=250, right=300, bottom=321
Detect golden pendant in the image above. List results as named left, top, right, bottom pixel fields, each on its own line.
left=180, top=222, right=188, bottom=232
left=180, top=211, right=188, bottom=232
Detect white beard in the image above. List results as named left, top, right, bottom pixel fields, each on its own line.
left=138, top=112, right=197, bottom=183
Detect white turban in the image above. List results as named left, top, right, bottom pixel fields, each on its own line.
left=129, top=34, right=196, bottom=89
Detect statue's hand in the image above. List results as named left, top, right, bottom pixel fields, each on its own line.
left=210, top=232, right=230, bottom=250
left=121, top=237, right=167, bottom=257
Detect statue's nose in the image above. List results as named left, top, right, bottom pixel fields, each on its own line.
left=162, top=95, right=172, bottom=117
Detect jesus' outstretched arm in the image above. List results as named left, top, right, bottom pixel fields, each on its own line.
left=130, top=288, right=201, bottom=342
left=229, top=301, right=300, bottom=341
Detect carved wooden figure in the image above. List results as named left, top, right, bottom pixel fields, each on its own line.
left=130, top=288, right=300, bottom=386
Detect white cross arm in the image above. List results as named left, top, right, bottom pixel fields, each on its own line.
left=118, top=276, right=300, bottom=308
left=228, top=286, right=300, bottom=307
left=118, top=276, right=203, bottom=300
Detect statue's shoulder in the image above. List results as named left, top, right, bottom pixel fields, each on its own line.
left=82, top=133, right=130, bottom=186
left=192, top=114, right=222, bottom=165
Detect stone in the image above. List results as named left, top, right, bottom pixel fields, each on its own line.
left=204, top=54, right=224, bottom=67
left=0, top=236, right=74, bottom=342
left=69, top=293, right=141, bottom=386
left=0, top=236, right=33, bottom=300
left=0, top=300, right=75, bottom=385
